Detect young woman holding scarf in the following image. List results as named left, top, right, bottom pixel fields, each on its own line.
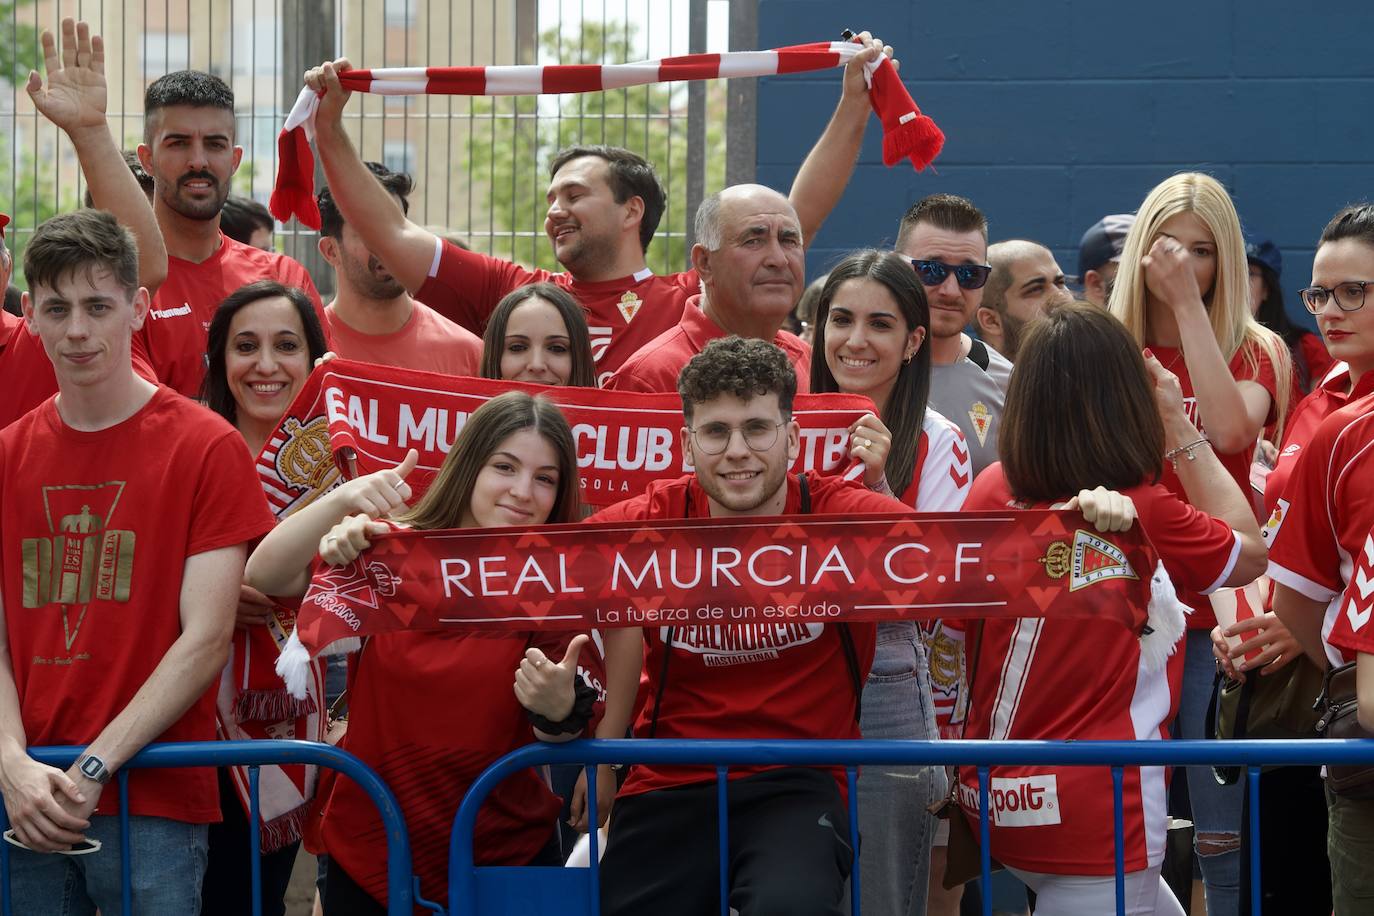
left=198, top=280, right=330, bottom=916
left=961, top=304, right=1266, bottom=915
left=245, top=391, right=602, bottom=914
left=807, top=248, right=969, bottom=916
left=1110, top=173, right=1290, bottom=914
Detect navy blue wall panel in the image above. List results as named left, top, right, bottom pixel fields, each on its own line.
left=756, top=0, right=1374, bottom=328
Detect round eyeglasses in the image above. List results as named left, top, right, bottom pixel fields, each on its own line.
left=689, top=420, right=783, bottom=455
left=1299, top=281, right=1372, bottom=314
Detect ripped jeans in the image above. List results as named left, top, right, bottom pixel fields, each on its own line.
left=1178, top=629, right=1242, bottom=915
left=853, top=621, right=945, bottom=916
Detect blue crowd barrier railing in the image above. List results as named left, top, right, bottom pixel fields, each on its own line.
left=449, top=738, right=1374, bottom=916
left=0, top=740, right=415, bottom=916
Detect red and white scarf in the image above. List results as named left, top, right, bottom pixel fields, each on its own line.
left=271, top=40, right=943, bottom=228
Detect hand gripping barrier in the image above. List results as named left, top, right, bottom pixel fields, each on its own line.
left=449, top=737, right=1374, bottom=916
left=0, top=740, right=415, bottom=916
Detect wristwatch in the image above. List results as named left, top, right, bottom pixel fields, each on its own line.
left=75, top=753, right=112, bottom=785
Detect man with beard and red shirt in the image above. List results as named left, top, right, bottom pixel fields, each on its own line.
left=135, top=70, right=326, bottom=398
left=0, top=19, right=165, bottom=430
left=301, top=32, right=896, bottom=386
left=577, top=337, right=913, bottom=916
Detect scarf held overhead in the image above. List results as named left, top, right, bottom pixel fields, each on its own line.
left=255, top=359, right=875, bottom=514
left=277, top=510, right=1159, bottom=696
left=271, top=40, right=943, bottom=227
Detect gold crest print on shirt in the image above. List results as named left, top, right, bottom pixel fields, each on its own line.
left=22, top=482, right=134, bottom=650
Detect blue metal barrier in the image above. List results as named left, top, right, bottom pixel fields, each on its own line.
left=449, top=738, right=1374, bottom=916
left=0, top=740, right=414, bottom=916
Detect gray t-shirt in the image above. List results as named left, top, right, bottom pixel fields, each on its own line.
left=928, top=337, right=1013, bottom=478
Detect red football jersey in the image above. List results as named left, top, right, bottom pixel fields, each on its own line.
left=138, top=233, right=326, bottom=398
left=602, top=296, right=812, bottom=395
left=1267, top=392, right=1374, bottom=666
left=1326, top=523, right=1374, bottom=658
left=958, top=467, right=1239, bottom=874
left=1263, top=364, right=1368, bottom=517
left=589, top=472, right=905, bottom=797
left=415, top=238, right=699, bottom=385
left=0, top=387, right=273, bottom=822
left=1150, top=343, right=1278, bottom=629
left=309, top=626, right=604, bottom=908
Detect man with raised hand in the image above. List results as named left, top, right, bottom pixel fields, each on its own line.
left=0, top=207, right=272, bottom=912
left=0, top=18, right=166, bottom=430
left=583, top=336, right=913, bottom=915
left=302, top=32, right=895, bottom=385
left=136, top=69, right=325, bottom=398
left=604, top=184, right=809, bottom=392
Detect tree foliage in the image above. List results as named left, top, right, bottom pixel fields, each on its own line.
left=463, top=19, right=726, bottom=276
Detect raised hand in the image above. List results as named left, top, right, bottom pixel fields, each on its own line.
left=841, top=30, right=897, bottom=104
left=514, top=634, right=590, bottom=722
left=304, top=58, right=355, bottom=129
left=26, top=19, right=107, bottom=136
left=335, top=448, right=418, bottom=518
left=1141, top=235, right=1204, bottom=316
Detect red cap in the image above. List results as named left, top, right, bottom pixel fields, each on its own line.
left=0, top=213, right=9, bottom=240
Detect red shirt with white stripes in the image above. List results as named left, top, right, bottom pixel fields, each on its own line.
left=1267, top=392, right=1374, bottom=666
left=414, top=237, right=699, bottom=386
left=959, top=466, right=1240, bottom=874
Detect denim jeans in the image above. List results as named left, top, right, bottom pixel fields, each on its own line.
left=853, top=621, right=944, bottom=916
left=5, top=815, right=208, bottom=916
left=1178, top=629, right=1242, bottom=915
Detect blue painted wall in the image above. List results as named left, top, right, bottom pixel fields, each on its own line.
left=757, top=0, right=1374, bottom=329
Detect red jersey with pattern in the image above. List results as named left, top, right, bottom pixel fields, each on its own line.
left=1150, top=343, right=1278, bottom=629
left=308, top=626, right=604, bottom=910
left=1326, top=523, right=1374, bottom=658
left=0, top=312, right=157, bottom=431
left=0, top=387, right=273, bottom=822
left=414, top=237, right=699, bottom=386
left=958, top=466, right=1240, bottom=874
left=590, top=472, right=900, bottom=797
left=899, top=408, right=972, bottom=736
left=603, top=294, right=812, bottom=394
left=138, top=233, right=326, bottom=397
left=1266, top=392, right=1374, bottom=667
left=1263, top=364, right=1368, bottom=517
left=324, top=301, right=481, bottom=377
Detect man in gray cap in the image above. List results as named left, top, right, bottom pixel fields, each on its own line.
left=1077, top=213, right=1135, bottom=307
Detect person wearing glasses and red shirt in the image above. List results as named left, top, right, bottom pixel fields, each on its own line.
left=894, top=195, right=1010, bottom=478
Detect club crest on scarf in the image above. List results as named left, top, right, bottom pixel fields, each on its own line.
left=1038, top=529, right=1139, bottom=591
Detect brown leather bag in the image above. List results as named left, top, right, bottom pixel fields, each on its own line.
left=1314, top=661, right=1374, bottom=798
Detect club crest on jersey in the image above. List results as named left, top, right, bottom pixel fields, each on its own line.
left=1039, top=529, right=1138, bottom=590
left=617, top=291, right=644, bottom=324
left=967, top=401, right=991, bottom=447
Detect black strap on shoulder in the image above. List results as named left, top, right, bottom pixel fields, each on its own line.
left=967, top=337, right=991, bottom=372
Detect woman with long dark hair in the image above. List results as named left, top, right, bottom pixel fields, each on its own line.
left=962, top=304, right=1266, bottom=915
left=245, top=391, right=601, bottom=914
left=197, top=280, right=330, bottom=916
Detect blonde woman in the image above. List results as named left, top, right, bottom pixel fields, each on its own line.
left=1110, top=172, right=1291, bottom=915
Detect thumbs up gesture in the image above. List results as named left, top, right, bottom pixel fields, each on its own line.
left=514, top=634, right=590, bottom=722
left=335, top=448, right=418, bottom=518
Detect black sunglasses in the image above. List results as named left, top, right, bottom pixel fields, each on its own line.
left=909, top=259, right=993, bottom=291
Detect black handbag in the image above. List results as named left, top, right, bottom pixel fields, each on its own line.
left=1314, top=661, right=1374, bottom=798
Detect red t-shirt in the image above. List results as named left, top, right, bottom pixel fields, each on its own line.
left=324, top=301, right=481, bottom=377
left=0, top=386, right=273, bottom=822
left=1266, top=392, right=1374, bottom=667
left=138, top=233, right=326, bottom=398
left=958, top=467, right=1239, bottom=874
left=1150, top=342, right=1277, bottom=629
left=310, top=626, right=604, bottom=909
left=414, top=238, right=699, bottom=385
left=0, top=313, right=157, bottom=431
left=603, top=295, right=812, bottom=394
left=1327, top=521, right=1374, bottom=659
left=589, top=472, right=903, bottom=797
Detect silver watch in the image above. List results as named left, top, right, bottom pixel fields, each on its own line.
left=76, top=753, right=112, bottom=785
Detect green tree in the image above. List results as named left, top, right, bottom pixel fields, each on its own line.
left=0, top=148, right=79, bottom=289
left=0, top=0, right=42, bottom=87
left=463, top=19, right=726, bottom=276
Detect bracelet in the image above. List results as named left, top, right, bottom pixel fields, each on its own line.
left=527, top=677, right=599, bottom=736
left=1165, top=435, right=1211, bottom=470
left=868, top=473, right=893, bottom=497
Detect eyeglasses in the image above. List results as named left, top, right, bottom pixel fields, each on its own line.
left=689, top=420, right=783, bottom=455
left=1299, top=281, right=1372, bottom=314
left=910, top=259, right=993, bottom=291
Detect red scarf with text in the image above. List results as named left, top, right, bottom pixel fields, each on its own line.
left=277, top=509, right=1163, bottom=695
left=271, top=40, right=942, bottom=227
left=255, top=359, right=875, bottom=513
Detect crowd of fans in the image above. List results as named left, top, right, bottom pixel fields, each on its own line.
left=1, top=17, right=1372, bottom=916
